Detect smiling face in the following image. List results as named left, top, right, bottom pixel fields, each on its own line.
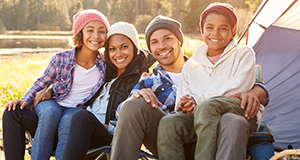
left=81, top=21, right=106, bottom=53
left=201, top=12, right=234, bottom=56
left=108, top=34, right=134, bottom=76
left=149, top=29, right=183, bottom=71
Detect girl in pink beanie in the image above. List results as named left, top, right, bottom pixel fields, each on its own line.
left=3, top=9, right=110, bottom=160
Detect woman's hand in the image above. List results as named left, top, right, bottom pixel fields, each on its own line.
left=4, top=99, right=28, bottom=111
left=33, top=84, right=53, bottom=107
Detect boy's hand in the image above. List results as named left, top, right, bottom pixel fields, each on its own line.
left=33, top=85, right=53, bottom=107
left=4, top=100, right=28, bottom=111
left=229, top=92, right=259, bottom=120
left=132, top=88, right=162, bottom=109
left=178, top=94, right=196, bottom=114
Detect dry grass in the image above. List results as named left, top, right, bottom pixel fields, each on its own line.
left=0, top=54, right=54, bottom=159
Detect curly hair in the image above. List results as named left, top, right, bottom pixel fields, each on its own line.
left=71, top=30, right=83, bottom=48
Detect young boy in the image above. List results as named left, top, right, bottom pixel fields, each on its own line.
left=157, top=2, right=264, bottom=160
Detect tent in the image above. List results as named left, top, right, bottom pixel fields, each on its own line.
left=245, top=0, right=300, bottom=150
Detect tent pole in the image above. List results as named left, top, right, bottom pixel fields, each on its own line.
left=237, top=0, right=269, bottom=45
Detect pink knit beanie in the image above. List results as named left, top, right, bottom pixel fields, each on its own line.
left=73, top=9, right=110, bottom=35
left=200, top=2, right=238, bottom=36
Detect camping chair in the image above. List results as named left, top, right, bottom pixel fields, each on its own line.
left=270, top=149, right=300, bottom=160
left=25, top=120, right=158, bottom=160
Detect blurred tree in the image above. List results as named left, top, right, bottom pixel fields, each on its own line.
left=0, top=0, right=258, bottom=33
left=97, top=0, right=109, bottom=16
left=69, top=1, right=84, bottom=24
left=27, top=0, right=43, bottom=30
left=56, top=1, right=71, bottom=30
left=82, top=0, right=98, bottom=9
left=184, top=0, right=211, bottom=33
left=245, top=0, right=263, bottom=11
left=135, top=14, right=152, bottom=33
left=227, top=0, right=248, bottom=8
left=0, top=19, right=6, bottom=31
left=108, top=0, right=135, bottom=23
left=13, top=0, right=29, bottom=30
left=0, top=1, right=13, bottom=30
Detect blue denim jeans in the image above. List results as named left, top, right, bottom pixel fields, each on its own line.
left=2, top=105, right=38, bottom=159
left=31, top=100, right=80, bottom=160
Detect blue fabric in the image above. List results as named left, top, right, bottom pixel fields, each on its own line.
left=248, top=121, right=274, bottom=159
left=250, top=142, right=274, bottom=160
left=255, top=25, right=300, bottom=150
left=32, top=100, right=80, bottom=160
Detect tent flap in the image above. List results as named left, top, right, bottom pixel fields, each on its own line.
left=254, top=25, right=300, bottom=150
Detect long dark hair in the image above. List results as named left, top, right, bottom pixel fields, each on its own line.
left=104, top=35, right=139, bottom=82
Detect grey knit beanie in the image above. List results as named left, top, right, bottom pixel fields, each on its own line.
left=145, top=15, right=184, bottom=50
left=107, top=21, right=139, bottom=50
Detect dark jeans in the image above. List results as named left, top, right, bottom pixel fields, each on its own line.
left=62, top=109, right=113, bottom=160
left=2, top=105, right=38, bottom=160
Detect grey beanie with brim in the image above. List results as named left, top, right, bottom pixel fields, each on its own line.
left=145, top=15, right=184, bottom=51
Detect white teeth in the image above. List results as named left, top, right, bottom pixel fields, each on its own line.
left=90, top=41, right=100, bottom=44
left=159, top=50, right=170, bottom=56
left=210, top=39, right=219, bottom=42
left=116, top=58, right=125, bottom=62
left=160, top=52, right=168, bottom=56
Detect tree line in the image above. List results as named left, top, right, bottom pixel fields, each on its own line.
left=0, top=0, right=262, bottom=34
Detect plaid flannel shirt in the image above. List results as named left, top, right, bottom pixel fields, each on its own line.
left=22, top=48, right=106, bottom=109
left=128, top=64, right=178, bottom=114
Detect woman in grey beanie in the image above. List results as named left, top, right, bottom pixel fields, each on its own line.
left=61, top=21, right=155, bottom=160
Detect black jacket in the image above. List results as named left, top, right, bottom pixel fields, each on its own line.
left=85, top=48, right=155, bottom=124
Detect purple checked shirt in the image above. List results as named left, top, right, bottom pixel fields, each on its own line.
left=22, top=47, right=106, bottom=109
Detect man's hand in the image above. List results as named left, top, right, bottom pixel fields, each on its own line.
left=178, top=94, right=196, bottom=114
left=4, top=99, right=28, bottom=111
left=103, top=124, right=109, bottom=130
left=229, top=92, right=259, bottom=120
left=33, top=84, right=53, bottom=107
left=131, top=88, right=162, bottom=108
